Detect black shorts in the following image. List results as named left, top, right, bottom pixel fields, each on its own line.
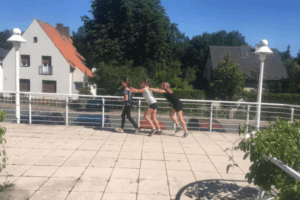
left=173, top=102, right=183, bottom=112
left=149, top=103, right=158, bottom=109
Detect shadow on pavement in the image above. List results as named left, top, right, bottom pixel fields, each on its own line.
left=176, top=179, right=258, bottom=200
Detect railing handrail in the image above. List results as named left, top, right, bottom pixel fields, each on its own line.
left=1, top=91, right=300, bottom=108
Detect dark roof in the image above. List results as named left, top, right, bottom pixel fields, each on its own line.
left=0, top=47, right=9, bottom=60
left=209, top=45, right=288, bottom=80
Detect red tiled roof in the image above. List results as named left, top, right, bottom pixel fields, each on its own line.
left=38, top=21, right=94, bottom=78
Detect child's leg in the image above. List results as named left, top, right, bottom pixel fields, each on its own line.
left=126, top=106, right=138, bottom=129
left=169, top=108, right=180, bottom=127
left=121, top=106, right=127, bottom=129
left=151, top=109, right=160, bottom=130
left=177, top=110, right=188, bottom=132
left=144, top=108, right=155, bottom=129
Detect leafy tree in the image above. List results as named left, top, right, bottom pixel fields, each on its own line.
left=0, top=30, right=13, bottom=50
left=79, top=74, right=92, bottom=95
left=91, top=61, right=148, bottom=95
left=209, top=53, right=246, bottom=100
left=282, top=45, right=292, bottom=61
left=183, top=30, right=247, bottom=90
left=283, top=60, right=300, bottom=93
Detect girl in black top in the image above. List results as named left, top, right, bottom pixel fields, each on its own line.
left=149, top=82, right=190, bottom=137
left=115, top=77, right=139, bottom=134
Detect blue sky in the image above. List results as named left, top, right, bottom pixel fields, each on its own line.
left=1, top=0, right=299, bottom=57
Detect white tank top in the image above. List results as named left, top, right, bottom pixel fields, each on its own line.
left=143, top=87, right=156, bottom=105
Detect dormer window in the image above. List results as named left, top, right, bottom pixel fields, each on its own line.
left=21, top=55, right=30, bottom=67
left=241, top=49, right=248, bottom=57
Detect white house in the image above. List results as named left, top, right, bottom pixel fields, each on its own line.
left=1, top=19, right=96, bottom=98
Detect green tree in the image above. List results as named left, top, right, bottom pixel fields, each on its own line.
left=282, top=45, right=292, bottom=61
left=283, top=60, right=300, bottom=93
left=0, top=30, right=13, bottom=50
left=209, top=53, right=246, bottom=100
left=183, top=30, right=247, bottom=89
left=79, top=74, right=92, bottom=95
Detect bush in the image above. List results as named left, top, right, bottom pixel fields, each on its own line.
left=153, top=88, right=205, bottom=100
left=242, top=90, right=300, bottom=105
left=228, top=120, right=300, bottom=199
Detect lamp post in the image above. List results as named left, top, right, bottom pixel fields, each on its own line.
left=7, top=28, right=26, bottom=124
left=91, top=67, right=97, bottom=96
left=254, top=39, right=273, bottom=130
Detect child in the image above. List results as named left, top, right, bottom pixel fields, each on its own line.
left=149, top=82, right=190, bottom=137
left=129, top=79, right=161, bottom=136
left=115, top=77, right=139, bottom=133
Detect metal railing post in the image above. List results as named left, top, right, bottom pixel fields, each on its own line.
left=291, top=107, right=294, bottom=122
left=246, top=105, right=250, bottom=132
left=138, top=99, right=141, bottom=128
left=102, top=98, right=105, bottom=127
left=65, top=96, right=68, bottom=126
left=29, top=94, right=32, bottom=124
left=209, top=103, right=213, bottom=132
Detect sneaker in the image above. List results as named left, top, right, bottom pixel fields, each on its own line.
left=115, top=128, right=124, bottom=133
left=183, top=131, right=190, bottom=138
left=135, top=128, right=140, bottom=134
left=149, top=129, right=157, bottom=137
left=157, top=129, right=162, bottom=135
left=175, top=126, right=182, bottom=133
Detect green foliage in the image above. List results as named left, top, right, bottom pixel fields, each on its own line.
left=242, top=90, right=300, bottom=105
left=79, top=74, right=92, bottom=95
left=228, top=120, right=300, bottom=199
left=0, top=30, right=13, bottom=50
left=153, top=88, right=205, bottom=100
left=91, top=61, right=148, bottom=95
left=209, top=53, right=246, bottom=100
left=283, top=60, right=300, bottom=93
left=0, top=110, right=7, bottom=174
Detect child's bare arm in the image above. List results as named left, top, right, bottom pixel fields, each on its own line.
left=149, top=88, right=166, bottom=94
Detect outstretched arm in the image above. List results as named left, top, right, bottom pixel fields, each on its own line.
left=149, top=88, right=166, bottom=94
left=127, top=87, right=145, bottom=93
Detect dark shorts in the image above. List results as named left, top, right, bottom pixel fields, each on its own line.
left=173, top=102, right=183, bottom=112
left=149, top=103, right=158, bottom=110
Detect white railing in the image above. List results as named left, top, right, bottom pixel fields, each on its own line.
left=245, top=132, right=300, bottom=200
left=0, top=91, right=300, bottom=133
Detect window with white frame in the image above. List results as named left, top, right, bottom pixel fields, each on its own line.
left=42, top=56, right=51, bottom=74
left=21, top=55, right=30, bottom=67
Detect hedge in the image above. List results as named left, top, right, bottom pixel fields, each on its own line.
left=242, top=90, right=300, bottom=105
left=153, top=88, right=206, bottom=100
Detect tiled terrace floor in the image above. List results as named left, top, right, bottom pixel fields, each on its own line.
left=0, top=123, right=257, bottom=200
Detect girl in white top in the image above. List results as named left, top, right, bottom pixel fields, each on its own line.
left=129, top=79, right=161, bottom=136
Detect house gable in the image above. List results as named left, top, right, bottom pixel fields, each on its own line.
left=208, top=45, right=288, bottom=81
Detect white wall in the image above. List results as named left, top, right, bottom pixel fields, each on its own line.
left=2, top=19, right=70, bottom=95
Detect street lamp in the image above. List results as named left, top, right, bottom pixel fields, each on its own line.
left=7, top=28, right=26, bottom=124
left=254, top=39, right=273, bottom=130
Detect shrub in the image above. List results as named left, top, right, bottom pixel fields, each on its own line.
left=227, top=120, right=300, bottom=199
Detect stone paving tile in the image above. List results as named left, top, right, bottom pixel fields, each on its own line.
left=1, top=165, right=32, bottom=176
left=66, top=191, right=103, bottom=200
left=22, top=149, right=52, bottom=157
left=115, top=159, right=141, bottom=169
left=167, top=170, right=196, bottom=183
left=138, top=180, right=169, bottom=195
left=142, top=152, right=164, bottom=160
left=101, top=193, right=136, bottom=200
left=39, top=177, right=77, bottom=191
left=105, top=178, right=138, bottom=194
left=13, top=177, right=48, bottom=190
left=47, top=149, right=75, bottom=157
left=139, top=169, right=167, bottom=181
left=72, top=177, right=108, bottom=192
left=81, top=167, right=113, bottom=179
left=194, top=172, right=223, bottom=180
left=0, top=190, right=35, bottom=200
left=23, top=166, right=59, bottom=177
left=214, top=163, right=245, bottom=174
left=30, top=190, right=69, bottom=200
left=52, top=166, right=86, bottom=178
left=63, top=156, right=93, bottom=167
left=165, top=161, right=191, bottom=171
left=119, top=151, right=142, bottom=160
left=11, top=156, right=43, bottom=165
left=164, top=153, right=187, bottom=162
left=36, top=156, right=69, bottom=166
left=137, top=194, right=171, bottom=200
left=141, top=160, right=165, bottom=170
left=95, top=151, right=119, bottom=159
left=189, top=162, right=219, bottom=173
left=89, top=157, right=116, bottom=168
left=111, top=168, right=140, bottom=180
left=186, top=154, right=211, bottom=163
